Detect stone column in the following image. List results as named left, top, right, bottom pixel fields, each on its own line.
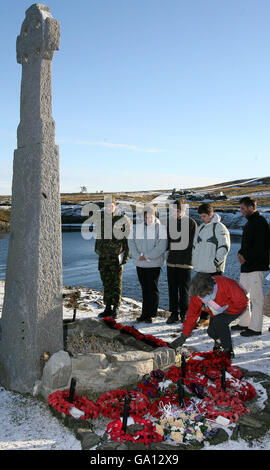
left=0, top=4, right=63, bottom=394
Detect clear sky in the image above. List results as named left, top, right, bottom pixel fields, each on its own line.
left=0, top=0, right=269, bottom=194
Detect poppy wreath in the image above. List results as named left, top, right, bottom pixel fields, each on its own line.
left=103, top=317, right=168, bottom=348
left=48, top=390, right=99, bottom=420
left=164, top=366, right=183, bottom=383
left=197, top=392, right=250, bottom=423
left=207, top=376, right=256, bottom=402
left=136, top=376, right=160, bottom=399
left=96, top=389, right=150, bottom=419
left=150, top=369, right=165, bottom=382
left=106, top=416, right=163, bottom=446
left=186, top=351, right=231, bottom=376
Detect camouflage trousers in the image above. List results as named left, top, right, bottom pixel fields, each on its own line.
left=99, top=262, right=123, bottom=307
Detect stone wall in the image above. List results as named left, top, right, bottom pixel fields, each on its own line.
left=40, top=317, right=175, bottom=399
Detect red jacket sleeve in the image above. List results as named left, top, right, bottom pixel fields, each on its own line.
left=182, top=296, right=203, bottom=337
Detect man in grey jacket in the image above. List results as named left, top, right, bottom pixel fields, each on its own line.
left=128, top=205, right=167, bottom=323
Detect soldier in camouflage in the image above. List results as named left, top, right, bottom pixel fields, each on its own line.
left=94, top=195, right=131, bottom=318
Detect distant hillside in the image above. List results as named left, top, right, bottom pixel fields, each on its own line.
left=1, top=176, right=269, bottom=233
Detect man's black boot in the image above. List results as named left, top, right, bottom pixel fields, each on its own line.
left=224, top=348, right=235, bottom=359
left=110, top=306, right=120, bottom=319
left=213, top=339, right=222, bottom=351
left=98, top=304, right=112, bottom=318
left=180, top=311, right=187, bottom=323
left=166, top=311, right=179, bottom=324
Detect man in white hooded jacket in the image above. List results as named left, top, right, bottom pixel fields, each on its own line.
left=192, top=203, right=231, bottom=322
left=192, top=203, right=231, bottom=275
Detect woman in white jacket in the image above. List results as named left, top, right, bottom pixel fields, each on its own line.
left=128, top=205, right=167, bottom=323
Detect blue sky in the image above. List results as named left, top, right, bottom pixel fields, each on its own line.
left=0, top=0, right=269, bottom=194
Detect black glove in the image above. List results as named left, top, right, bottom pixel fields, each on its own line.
left=169, top=334, right=188, bottom=350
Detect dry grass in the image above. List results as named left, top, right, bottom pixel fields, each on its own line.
left=66, top=333, right=129, bottom=355
left=0, top=209, right=10, bottom=222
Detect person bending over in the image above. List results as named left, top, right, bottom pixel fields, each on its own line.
left=169, top=272, right=249, bottom=358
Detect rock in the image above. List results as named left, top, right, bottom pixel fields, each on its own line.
left=185, top=440, right=204, bottom=450
left=90, top=416, right=111, bottom=436
left=63, top=415, right=90, bottom=431
left=263, top=402, right=270, bottom=413
left=116, top=443, right=129, bottom=450
left=153, top=347, right=176, bottom=370
left=230, top=425, right=240, bottom=440
left=40, top=350, right=72, bottom=399
left=126, top=442, right=152, bottom=450
left=97, top=441, right=128, bottom=450
left=149, top=442, right=185, bottom=450
left=106, top=350, right=154, bottom=364
left=238, top=415, right=265, bottom=429
left=75, top=429, right=101, bottom=450
left=208, top=428, right=229, bottom=446
left=72, top=353, right=109, bottom=371
left=261, top=381, right=270, bottom=398
left=255, top=411, right=270, bottom=426
left=125, top=424, right=145, bottom=435
left=239, top=424, right=267, bottom=440
left=241, top=370, right=270, bottom=382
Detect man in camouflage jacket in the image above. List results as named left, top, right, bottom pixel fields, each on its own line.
left=94, top=196, right=130, bottom=318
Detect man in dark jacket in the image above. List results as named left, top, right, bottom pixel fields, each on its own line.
left=232, top=197, right=270, bottom=336
left=166, top=199, right=197, bottom=324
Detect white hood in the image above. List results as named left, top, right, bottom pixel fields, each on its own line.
left=212, top=213, right=221, bottom=223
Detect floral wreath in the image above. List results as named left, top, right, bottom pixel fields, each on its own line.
left=106, top=416, right=163, bottom=445
left=48, top=390, right=99, bottom=420
left=103, top=317, right=168, bottom=348
left=48, top=343, right=258, bottom=444
left=96, top=389, right=150, bottom=419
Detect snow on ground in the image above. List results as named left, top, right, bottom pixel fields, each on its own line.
left=0, top=387, right=81, bottom=450
left=228, top=191, right=270, bottom=200
left=1, top=279, right=270, bottom=450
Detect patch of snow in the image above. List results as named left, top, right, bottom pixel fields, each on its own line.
left=0, top=386, right=81, bottom=450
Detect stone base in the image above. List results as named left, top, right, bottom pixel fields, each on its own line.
left=63, top=318, right=175, bottom=397
left=39, top=317, right=176, bottom=399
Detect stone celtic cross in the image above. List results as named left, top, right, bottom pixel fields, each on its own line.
left=0, top=4, right=63, bottom=394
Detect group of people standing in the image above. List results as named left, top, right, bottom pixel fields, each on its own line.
left=94, top=195, right=270, bottom=358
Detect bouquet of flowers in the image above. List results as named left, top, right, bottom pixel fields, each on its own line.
left=154, top=410, right=213, bottom=445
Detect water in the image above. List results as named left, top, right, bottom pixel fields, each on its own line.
left=0, top=231, right=269, bottom=310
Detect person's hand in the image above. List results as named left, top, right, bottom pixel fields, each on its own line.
left=238, top=253, right=246, bottom=265
left=168, top=334, right=187, bottom=350
left=139, top=255, right=147, bottom=261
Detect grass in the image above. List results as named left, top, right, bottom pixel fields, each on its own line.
left=0, top=209, right=10, bottom=222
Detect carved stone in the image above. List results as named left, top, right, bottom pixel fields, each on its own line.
left=0, top=4, right=63, bottom=394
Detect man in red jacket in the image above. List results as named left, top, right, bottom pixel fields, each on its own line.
left=169, top=273, right=249, bottom=358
